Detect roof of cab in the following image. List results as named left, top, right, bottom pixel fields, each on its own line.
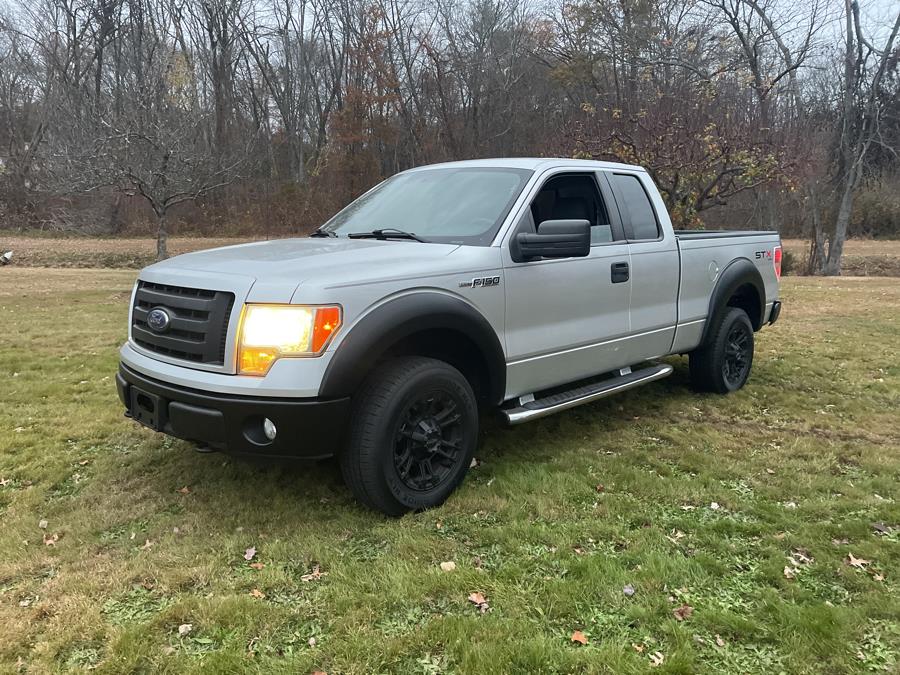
left=404, top=157, right=646, bottom=173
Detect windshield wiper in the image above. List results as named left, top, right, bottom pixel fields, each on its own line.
left=309, top=227, right=337, bottom=238
left=347, top=228, right=426, bottom=242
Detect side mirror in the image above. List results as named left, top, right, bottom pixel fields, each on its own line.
left=516, top=219, right=591, bottom=261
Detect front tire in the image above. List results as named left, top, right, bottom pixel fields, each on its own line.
left=340, top=357, right=478, bottom=516
left=689, top=307, right=754, bottom=394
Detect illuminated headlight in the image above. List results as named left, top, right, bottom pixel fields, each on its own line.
left=238, top=304, right=341, bottom=375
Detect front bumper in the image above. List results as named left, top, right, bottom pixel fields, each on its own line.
left=117, top=364, right=350, bottom=458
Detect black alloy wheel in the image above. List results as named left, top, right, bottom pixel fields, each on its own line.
left=393, top=392, right=464, bottom=492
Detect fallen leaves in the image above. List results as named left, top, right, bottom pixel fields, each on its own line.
left=649, top=651, right=665, bottom=667
left=467, top=592, right=489, bottom=613
left=178, top=623, right=193, bottom=637
left=872, top=522, right=894, bottom=536
left=570, top=630, right=588, bottom=645
left=784, top=548, right=815, bottom=580
left=301, top=565, right=328, bottom=582
left=249, top=588, right=266, bottom=599
left=244, top=546, right=257, bottom=561
left=672, top=604, right=693, bottom=621
left=249, top=562, right=265, bottom=570
left=665, top=529, right=685, bottom=544
left=176, top=486, right=191, bottom=494
left=846, top=553, right=870, bottom=570
left=715, top=634, right=726, bottom=648
left=439, top=561, right=456, bottom=572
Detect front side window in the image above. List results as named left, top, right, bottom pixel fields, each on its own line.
left=529, top=173, right=615, bottom=244
left=321, top=167, right=532, bottom=245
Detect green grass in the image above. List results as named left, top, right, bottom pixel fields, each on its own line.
left=1, top=269, right=898, bottom=674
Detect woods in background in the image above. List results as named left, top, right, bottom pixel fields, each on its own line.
left=0, top=0, right=898, bottom=272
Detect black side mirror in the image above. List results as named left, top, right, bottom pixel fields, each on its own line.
left=516, top=219, right=591, bottom=261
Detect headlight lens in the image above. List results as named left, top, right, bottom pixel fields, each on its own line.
left=238, top=304, right=341, bottom=375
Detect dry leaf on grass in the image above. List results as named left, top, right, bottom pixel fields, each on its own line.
left=301, top=565, right=328, bottom=582
left=468, top=592, right=489, bottom=613
left=783, top=565, right=796, bottom=580
left=673, top=604, right=693, bottom=621
left=847, top=553, right=870, bottom=569
left=650, top=651, right=665, bottom=667
left=249, top=588, right=266, bottom=599
left=178, top=623, right=193, bottom=637
left=43, top=533, right=59, bottom=546
left=570, top=630, right=588, bottom=645
left=715, top=634, right=726, bottom=647
left=249, top=562, right=265, bottom=570
left=244, top=546, right=257, bottom=561
left=440, top=561, right=456, bottom=572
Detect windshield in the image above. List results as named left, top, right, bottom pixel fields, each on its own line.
left=320, top=167, right=533, bottom=245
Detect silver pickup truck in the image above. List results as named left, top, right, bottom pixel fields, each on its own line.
left=117, top=158, right=782, bottom=514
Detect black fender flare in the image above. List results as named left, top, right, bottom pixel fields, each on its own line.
left=700, top=257, right=766, bottom=345
left=319, top=292, right=506, bottom=404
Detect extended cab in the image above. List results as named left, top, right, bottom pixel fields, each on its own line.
left=117, top=159, right=782, bottom=514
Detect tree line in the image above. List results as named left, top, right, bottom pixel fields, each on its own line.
left=0, top=0, right=897, bottom=272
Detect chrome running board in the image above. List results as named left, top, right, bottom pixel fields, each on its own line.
left=501, top=363, right=674, bottom=425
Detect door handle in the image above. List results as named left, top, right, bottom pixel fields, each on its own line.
left=611, top=261, right=629, bottom=283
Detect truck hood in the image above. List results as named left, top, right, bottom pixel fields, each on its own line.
left=141, top=237, right=461, bottom=301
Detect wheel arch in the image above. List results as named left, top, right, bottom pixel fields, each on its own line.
left=319, top=293, right=506, bottom=405
left=700, top=258, right=766, bottom=346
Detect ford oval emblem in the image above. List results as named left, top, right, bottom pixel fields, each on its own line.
left=147, top=307, right=171, bottom=333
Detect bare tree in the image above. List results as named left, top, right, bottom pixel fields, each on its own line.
left=817, top=1, right=900, bottom=275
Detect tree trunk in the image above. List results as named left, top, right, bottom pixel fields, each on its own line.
left=156, top=211, right=168, bottom=261
left=823, top=166, right=857, bottom=276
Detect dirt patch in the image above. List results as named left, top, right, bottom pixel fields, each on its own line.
left=0, top=236, right=254, bottom=269
left=781, top=238, right=900, bottom=276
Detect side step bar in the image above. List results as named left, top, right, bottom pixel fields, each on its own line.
left=501, top=364, right=674, bottom=425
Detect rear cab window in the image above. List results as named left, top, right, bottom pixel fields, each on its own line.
left=610, top=173, right=661, bottom=241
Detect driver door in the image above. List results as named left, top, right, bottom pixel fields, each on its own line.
left=502, top=171, right=631, bottom=399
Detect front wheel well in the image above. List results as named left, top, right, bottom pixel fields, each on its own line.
left=380, top=329, right=496, bottom=406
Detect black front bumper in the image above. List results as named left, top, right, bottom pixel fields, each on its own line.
left=117, top=364, right=350, bottom=458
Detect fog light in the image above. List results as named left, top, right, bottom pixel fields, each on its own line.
left=263, top=418, right=277, bottom=441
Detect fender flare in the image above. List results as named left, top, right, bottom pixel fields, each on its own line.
left=700, top=257, right=766, bottom=345
left=319, top=292, right=506, bottom=404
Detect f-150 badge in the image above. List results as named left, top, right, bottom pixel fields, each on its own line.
left=459, top=276, right=501, bottom=288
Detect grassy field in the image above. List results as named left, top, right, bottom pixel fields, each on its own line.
left=3, top=235, right=900, bottom=276
left=1, top=269, right=898, bottom=674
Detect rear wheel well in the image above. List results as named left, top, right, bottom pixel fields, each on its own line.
left=726, top=283, right=762, bottom=330
left=379, top=329, right=494, bottom=406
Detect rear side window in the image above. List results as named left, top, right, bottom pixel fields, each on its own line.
left=611, top=174, right=660, bottom=240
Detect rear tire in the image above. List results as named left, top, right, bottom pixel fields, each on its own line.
left=689, top=307, right=754, bottom=394
left=340, top=357, right=478, bottom=516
